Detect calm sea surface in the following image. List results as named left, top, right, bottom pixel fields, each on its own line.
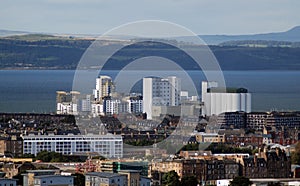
left=0, top=70, right=299, bottom=113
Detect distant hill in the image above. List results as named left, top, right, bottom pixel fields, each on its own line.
left=2, top=26, right=300, bottom=45
left=220, top=40, right=300, bottom=48
left=199, top=26, right=300, bottom=45
left=0, top=34, right=93, bottom=69
left=0, top=34, right=300, bottom=70
left=0, top=29, right=30, bottom=37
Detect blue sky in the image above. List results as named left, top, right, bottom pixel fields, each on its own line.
left=0, top=0, right=299, bottom=35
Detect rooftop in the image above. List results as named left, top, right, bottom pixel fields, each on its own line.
left=35, top=175, right=74, bottom=179
left=86, top=172, right=126, bottom=178
left=118, top=170, right=141, bottom=173
left=207, top=87, right=248, bottom=93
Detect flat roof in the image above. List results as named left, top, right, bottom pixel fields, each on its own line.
left=35, top=175, right=74, bottom=179
left=26, top=170, right=57, bottom=173
left=217, top=178, right=300, bottom=182
left=0, top=178, right=18, bottom=181
left=118, top=170, right=141, bottom=173
left=86, top=172, right=126, bottom=178
left=22, top=134, right=122, bottom=139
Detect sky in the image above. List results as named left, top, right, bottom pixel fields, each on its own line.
left=0, top=0, right=300, bottom=35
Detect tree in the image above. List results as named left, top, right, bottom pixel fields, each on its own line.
left=291, top=142, right=300, bottom=164
left=12, top=172, right=24, bottom=186
left=162, top=170, right=181, bottom=186
left=180, top=143, right=199, bottom=151
left=74, top=173, right=85, bottom=186
left=35, top=151, right=68, bottom=162
left=18, top=153, right=35, bottom=158
left=230, top=176, right=252, bottom=186
left=181, top=176, right=198, bottom=186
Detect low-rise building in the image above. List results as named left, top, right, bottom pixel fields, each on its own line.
left=3, top=162, right=35, bottom=178
left=238, top=147, right=291, bottom=179
left=151, top=159, right=206, bottom=184
left=195, top=132, right=225, bottom=143
left=140, top=177, right=151, bottom=186
left=33, top=175, right=74, bottom=186
left=247, top=112, right=272, bottom=130
left=216, top=111, right=300, bottom=131
left=224, top=159, right=240, bottom=179
left=118, top=170, right=141, bottom=186
left=151, top=147, right=291, bottom=184
left=56, top=91, right=80, bottom=115
left=225, top=133, right=263, bottom=147
left=97, top=159, right=149, bottom=176
left=0, top=178, right=17, bottom=186
left=239, top=156, right=268, bottom=178
left=85, top=172, right=127, bottom=186
left=23, top=170, right=59, bottom=186
left=0, top=135, right=23, bottom=157
left=218, top=112, right=246, bottom=129
left=205, top=159, right=226, bottom=184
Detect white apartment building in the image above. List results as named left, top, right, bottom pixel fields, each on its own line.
left=202, top=81, right=251, bottom=116
left=56, top=91, right=80, bottom=115
left=56, top=102, right=78, bottom=115
left=22, top=134, right=123, bottom=158
left=143, top=76, right=181, bottom=119
left=104, top=99, right=122, bottom=115
left=93, top=76, right=114, bottom=101
left=127, top=97, right=143, bottom=114
left=103, top=96, right=143, bottom=116
left=81, top=94, right=92, bottom=112
left=91, top=103, right=104, bottom=117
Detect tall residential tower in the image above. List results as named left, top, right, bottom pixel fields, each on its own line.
left=143, top=76, right=181, bottom=119
left=93, top=76, right=114, bottom=102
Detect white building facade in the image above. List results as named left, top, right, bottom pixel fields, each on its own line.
left=143, top=76, right=181, bottom=119
left=56, top=91, right=80, bottom=115
left=93, top=76, right=114, bottom=101
left=127, top=98, right=143, bottom=114
left=22, top=134, right=123, bottom=158
left=104, top=99, right=122, bottom=115
left=81, top=94, right=92, bottom=112
left=91, top=103, right=104, bottom=117
left=56, top=102, right=78, bottom=115
left=202, top=81, right=251, bottom=116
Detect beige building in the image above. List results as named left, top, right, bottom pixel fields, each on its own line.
left=0, top=136, right=23, bottom=157
left=150, top=159, right=206, bottom=181
left=195, top=132, right=225, bottom=143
